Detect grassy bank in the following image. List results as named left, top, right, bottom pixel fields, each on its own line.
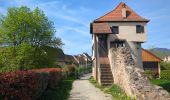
left=150, top=79, right=170, bottom=93
left=89, top=77, right=134, bottom=100
left=39, top=77, right=75, bottom=100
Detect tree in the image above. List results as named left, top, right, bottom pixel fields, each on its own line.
left=0, top=6, right=63, bottom=71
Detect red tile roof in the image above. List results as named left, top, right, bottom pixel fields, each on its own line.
left=142, top=49, right=162, bottom=62
left=91, top=23, right=112, bottom=34
left=94, top=2, right=149, bottom=22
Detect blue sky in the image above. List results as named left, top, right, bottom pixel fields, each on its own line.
left=0, top=0, right=170, bottom=55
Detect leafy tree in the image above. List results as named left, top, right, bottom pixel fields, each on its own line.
left=0, top=6, right=63, bottom=72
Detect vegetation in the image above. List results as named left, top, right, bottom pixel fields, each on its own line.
left=76, top=65, right=92, bottom=76
left=144, top=70, right=158, bottom=79
left=89, top=77, right=134, bottom=100
left=39, top=77, right=75, bottom=100
left=0, top=6, right=63, bottom=72
left=160, top=62, right=170, bottom=70
left=151, top=79, right=170, bottom=93
left=161, top=70, right=170, bottom=80
left=0, top=68, right=62, bottom=100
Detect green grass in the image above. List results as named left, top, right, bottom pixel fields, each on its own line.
left=39, top=77, right=75, bottom=100
left=89, top=77, right=135, bottom=100
left=150, top=79, right=170, bottom=93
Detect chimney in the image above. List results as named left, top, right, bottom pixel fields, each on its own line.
left=122, top=3, right=126, bottom=18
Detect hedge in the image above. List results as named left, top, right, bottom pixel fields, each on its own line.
left=0, top=68, right=61, bottom=100
left=161, top=70, right=170, bottom=80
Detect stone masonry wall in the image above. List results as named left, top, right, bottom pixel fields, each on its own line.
left=111, top=47, right=170, bottom=100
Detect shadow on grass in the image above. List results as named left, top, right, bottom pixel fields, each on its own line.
left=158, top=83, right=170, bottom=93
left=151, top=79, right=170, bottom=93
left=39, top=77, right=75, bottom=100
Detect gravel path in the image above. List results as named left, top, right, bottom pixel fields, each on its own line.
left=69, top=74, right=113, bottom=100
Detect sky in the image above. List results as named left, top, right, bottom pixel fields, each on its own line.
left=0, top=0, right=170, bottom=55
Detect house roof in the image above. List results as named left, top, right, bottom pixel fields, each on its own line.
left=91, top=23, right=112, bottom=34
left=94, top=2, right=149, bottom=22
left=142, top=49, right=162, bottom=62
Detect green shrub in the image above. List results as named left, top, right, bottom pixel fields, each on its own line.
left=76, top=65, right=92, bottom=76
left=161, top=70, right=170, bottom=79
left=144, top=70, right=157, bottom=79
left=62, top=65, right=77, bottom=78
left=160, top=62, right=170, bottom=70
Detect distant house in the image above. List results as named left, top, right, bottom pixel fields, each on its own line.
left=163, top=56, right=170, bottom=62
left=65, top=54, right=78, bottom=66
left=73, top=53, right=92, bottom=67
left=142, top=49, right=162, bottom=78
left=52, top=49, right=78, bottom=67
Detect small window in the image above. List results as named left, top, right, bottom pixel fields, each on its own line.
left=111, top=26, right=119, bottom=34
left=136, top=25, right=144, bottom=33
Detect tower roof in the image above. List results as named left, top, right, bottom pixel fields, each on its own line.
left=94, top=2, right=149, bottom=22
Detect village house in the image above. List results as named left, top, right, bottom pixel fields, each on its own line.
left=73, top=53, right=92, bottom=67
left=163, top=56, right=170, bottom=62
left=90, top=2, right=149, bottom=86
left=142, top=48, right=162, bottom=78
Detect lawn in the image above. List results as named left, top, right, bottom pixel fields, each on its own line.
left=39, top=77, right=75, bottom=100
left=89, top=77, right=134, bottom=100
left=150, top=79, right=170, bottom=93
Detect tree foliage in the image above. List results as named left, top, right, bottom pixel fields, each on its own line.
left=0, top=6, right=63, bottom=72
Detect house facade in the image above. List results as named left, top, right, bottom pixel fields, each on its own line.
left=90, top=2, right=149, bottom=86
left=163, top=56, right=170, bottom=62
left=73, top=53, right=92, bottom=67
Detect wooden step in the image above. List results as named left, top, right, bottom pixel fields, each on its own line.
left=101, top=83, right=112, bottom=87
left=101, top=73, right=112, bottom=76
left=101, top=77, right=113, bottom=79
left=100, top=63, right=113, bottom=87
left=101, top=80, right=113, bottom=83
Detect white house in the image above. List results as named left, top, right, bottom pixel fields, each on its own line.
left=90, top=2, right=149, bottom=86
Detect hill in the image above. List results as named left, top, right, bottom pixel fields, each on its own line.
left=148, top=48, right=170, bottom=59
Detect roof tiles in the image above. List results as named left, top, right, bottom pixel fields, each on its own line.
left=94, top=2, right=149, bottom=22
left=91, top=23, right=112, bottom=34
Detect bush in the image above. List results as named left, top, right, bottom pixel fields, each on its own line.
left=161, top=70, right=170, bottom=79
left=62, top=65, right=76, bottom=78
left=0, top=68, right=61, bottom=100
left=77, top=65, right=92, bottom=76
left=33, top=68, right=62, bottom=89
left=160, top=62, right=170, bottom=70
left=144, top=70, right=158, bottom=79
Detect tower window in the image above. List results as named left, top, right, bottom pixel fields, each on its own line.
left=136, top=25, right=144, bottom=33
left=111, top=26, right=119, bottom=34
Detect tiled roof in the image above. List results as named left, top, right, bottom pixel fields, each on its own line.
left=142, top=49, right=162, bottom=62
left=94, top=2, right=149, bottom=22
left=91, top=23, right=112, bottom=34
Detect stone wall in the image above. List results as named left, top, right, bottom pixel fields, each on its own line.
left=111, top=46, right=170, bottom=100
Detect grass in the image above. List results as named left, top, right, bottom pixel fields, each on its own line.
left=89, top=77, right=134, bottom=100
left=150, top=79, right=170, bottom=93
left=39, top=77, right=75, bottom=100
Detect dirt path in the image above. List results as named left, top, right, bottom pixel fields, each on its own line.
left=69, top=74, right=113, bottom=100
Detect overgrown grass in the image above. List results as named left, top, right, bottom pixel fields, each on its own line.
left=150, top=79, right=170, bottom=93
left=39, top=77, right=75, bottom=100
left=89, top=77, right=134, bottom=100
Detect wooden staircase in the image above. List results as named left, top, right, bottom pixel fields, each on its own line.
left=99, top=57, right=113, bottom=87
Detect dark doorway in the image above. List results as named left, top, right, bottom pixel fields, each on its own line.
left=98, top=34, right=108, bottom=57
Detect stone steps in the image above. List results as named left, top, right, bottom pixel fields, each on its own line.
left=100, top=63, right=113, bottom=87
